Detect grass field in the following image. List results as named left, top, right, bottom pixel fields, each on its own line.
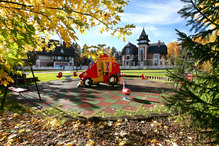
left=26, top=70, right=169, bottom=82
left=25, top=69, right=170, bottom=83
left=26, top=73, right=78, bottom=82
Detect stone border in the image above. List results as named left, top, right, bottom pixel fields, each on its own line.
left=64, top=113, right=172, bottom=123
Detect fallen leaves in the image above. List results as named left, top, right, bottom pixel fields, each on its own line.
left=87, top=140, right=95, bottom=146
left=0, top=112, right=206, bottom=145
left=18, top=129, right=26, bottom=134
left=13, top=113, right=19, bottom=118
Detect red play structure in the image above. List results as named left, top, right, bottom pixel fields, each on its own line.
left=141, top=74, right=149, bottom=80
left=56, top=72, right=78, bottom=81
left=79, top=53, right=121, bottom=87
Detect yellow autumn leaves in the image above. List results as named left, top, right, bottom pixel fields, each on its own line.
left=83, top=49, right=104, bottom=62
left=166, top=41, right=180, bottom=65
left=0, top=0, right=134, bottom=87
left=167, top=41, right=180, bottom=57
left=0, top=69, right=14, bottom=87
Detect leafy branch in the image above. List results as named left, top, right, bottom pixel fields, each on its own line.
left=190, top=0, right=219, bottom=27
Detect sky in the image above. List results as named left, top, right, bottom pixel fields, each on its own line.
left=53, top=0, right=192, bottom=51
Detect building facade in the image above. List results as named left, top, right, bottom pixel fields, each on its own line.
left=121, top=42, right=138, bottom=66
left=121, top=29, right=167, bottom=66
left=35, top=39, right=75, bottom=68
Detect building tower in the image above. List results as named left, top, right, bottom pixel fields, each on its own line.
left=137, top=28, right=150, bottom=66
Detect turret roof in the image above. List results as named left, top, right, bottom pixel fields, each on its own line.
left=137, top=28, right=150, bottom=43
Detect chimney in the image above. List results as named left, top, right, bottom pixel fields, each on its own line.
left=158, top=40, right=161, bottom=47
left=59, top=37, right=64, bottom=46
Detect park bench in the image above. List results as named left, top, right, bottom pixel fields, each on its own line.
left=8, top=87, right=28, bottom=93
left=7, top=77, right=39, bottom=92
left=1, top=73, right=41, bottom=110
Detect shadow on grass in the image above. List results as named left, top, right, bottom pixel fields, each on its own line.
left=132, top=98, right=159, bottom=104
left=0, top=96, right=30, bottom=113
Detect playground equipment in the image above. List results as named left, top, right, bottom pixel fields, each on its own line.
left=122, top=87, right=131, bottom=100
left=56, top=72, right=78, bottom=81
left=79, top=53, right=121, bottom=87
left=57, top=72, right=63, bottom=78
left=186, top=74, right=194, bottom=81
left=141, top=74, right=149, bottom=80
left=121, top=74, right=131, bottom=100
left=179, top=73, right=195, bottom=84
left=73, top=72, right=78, bottom=77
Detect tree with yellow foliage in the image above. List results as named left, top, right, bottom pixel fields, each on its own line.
left=167, top=41, right=180, bottom=65
left=0, top=0, right=135, bottom=88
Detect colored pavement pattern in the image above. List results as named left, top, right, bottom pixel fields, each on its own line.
left=9, top=79, right=173, bottom=117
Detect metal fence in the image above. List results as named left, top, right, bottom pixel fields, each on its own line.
left=29, top=66, right=88, bottom=71
left=120, top=65, right=174, bottom=70
left=22, top=65, right=173, bottom=71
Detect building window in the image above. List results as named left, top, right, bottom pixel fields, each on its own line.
left=155, top=60, right=158, bottom=66
left=55, top=56, right=64, bottom=61
left=126, top=48, right=130, bottom=54
left=141, top=47, right=144, bottom=60
left=139, top=40, right=146, bottom=43
left=58, top=56, right=63, bottom=60
left=154, top=54, right=159, bottom=66
left=39, top=55, right=50, bottom=60
left=154, top=54, right=159, bottom=59
left=126, top=55, right=130, bottom=59
left=61, top=49, right=64, bottom=53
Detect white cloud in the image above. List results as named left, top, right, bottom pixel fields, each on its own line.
left=132, top=25, right=158, bottom=34
left=50, top=0, right=190, bottom=51
left=121, top=0, right=185, bottom=25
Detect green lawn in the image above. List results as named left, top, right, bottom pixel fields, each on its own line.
left=26, top=73, right=78, bottom=82
left=25, top=69, right=169, bottom=83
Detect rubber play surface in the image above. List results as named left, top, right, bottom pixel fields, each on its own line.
left=10, top=79, right=173, bottom=116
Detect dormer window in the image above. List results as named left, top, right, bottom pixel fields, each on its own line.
left=126, top=48, right=130, bottom=54
left=61, top=49, right=64, bottom=53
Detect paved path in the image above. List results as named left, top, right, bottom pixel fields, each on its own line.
left=10, top=79, right=173, bottom=117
